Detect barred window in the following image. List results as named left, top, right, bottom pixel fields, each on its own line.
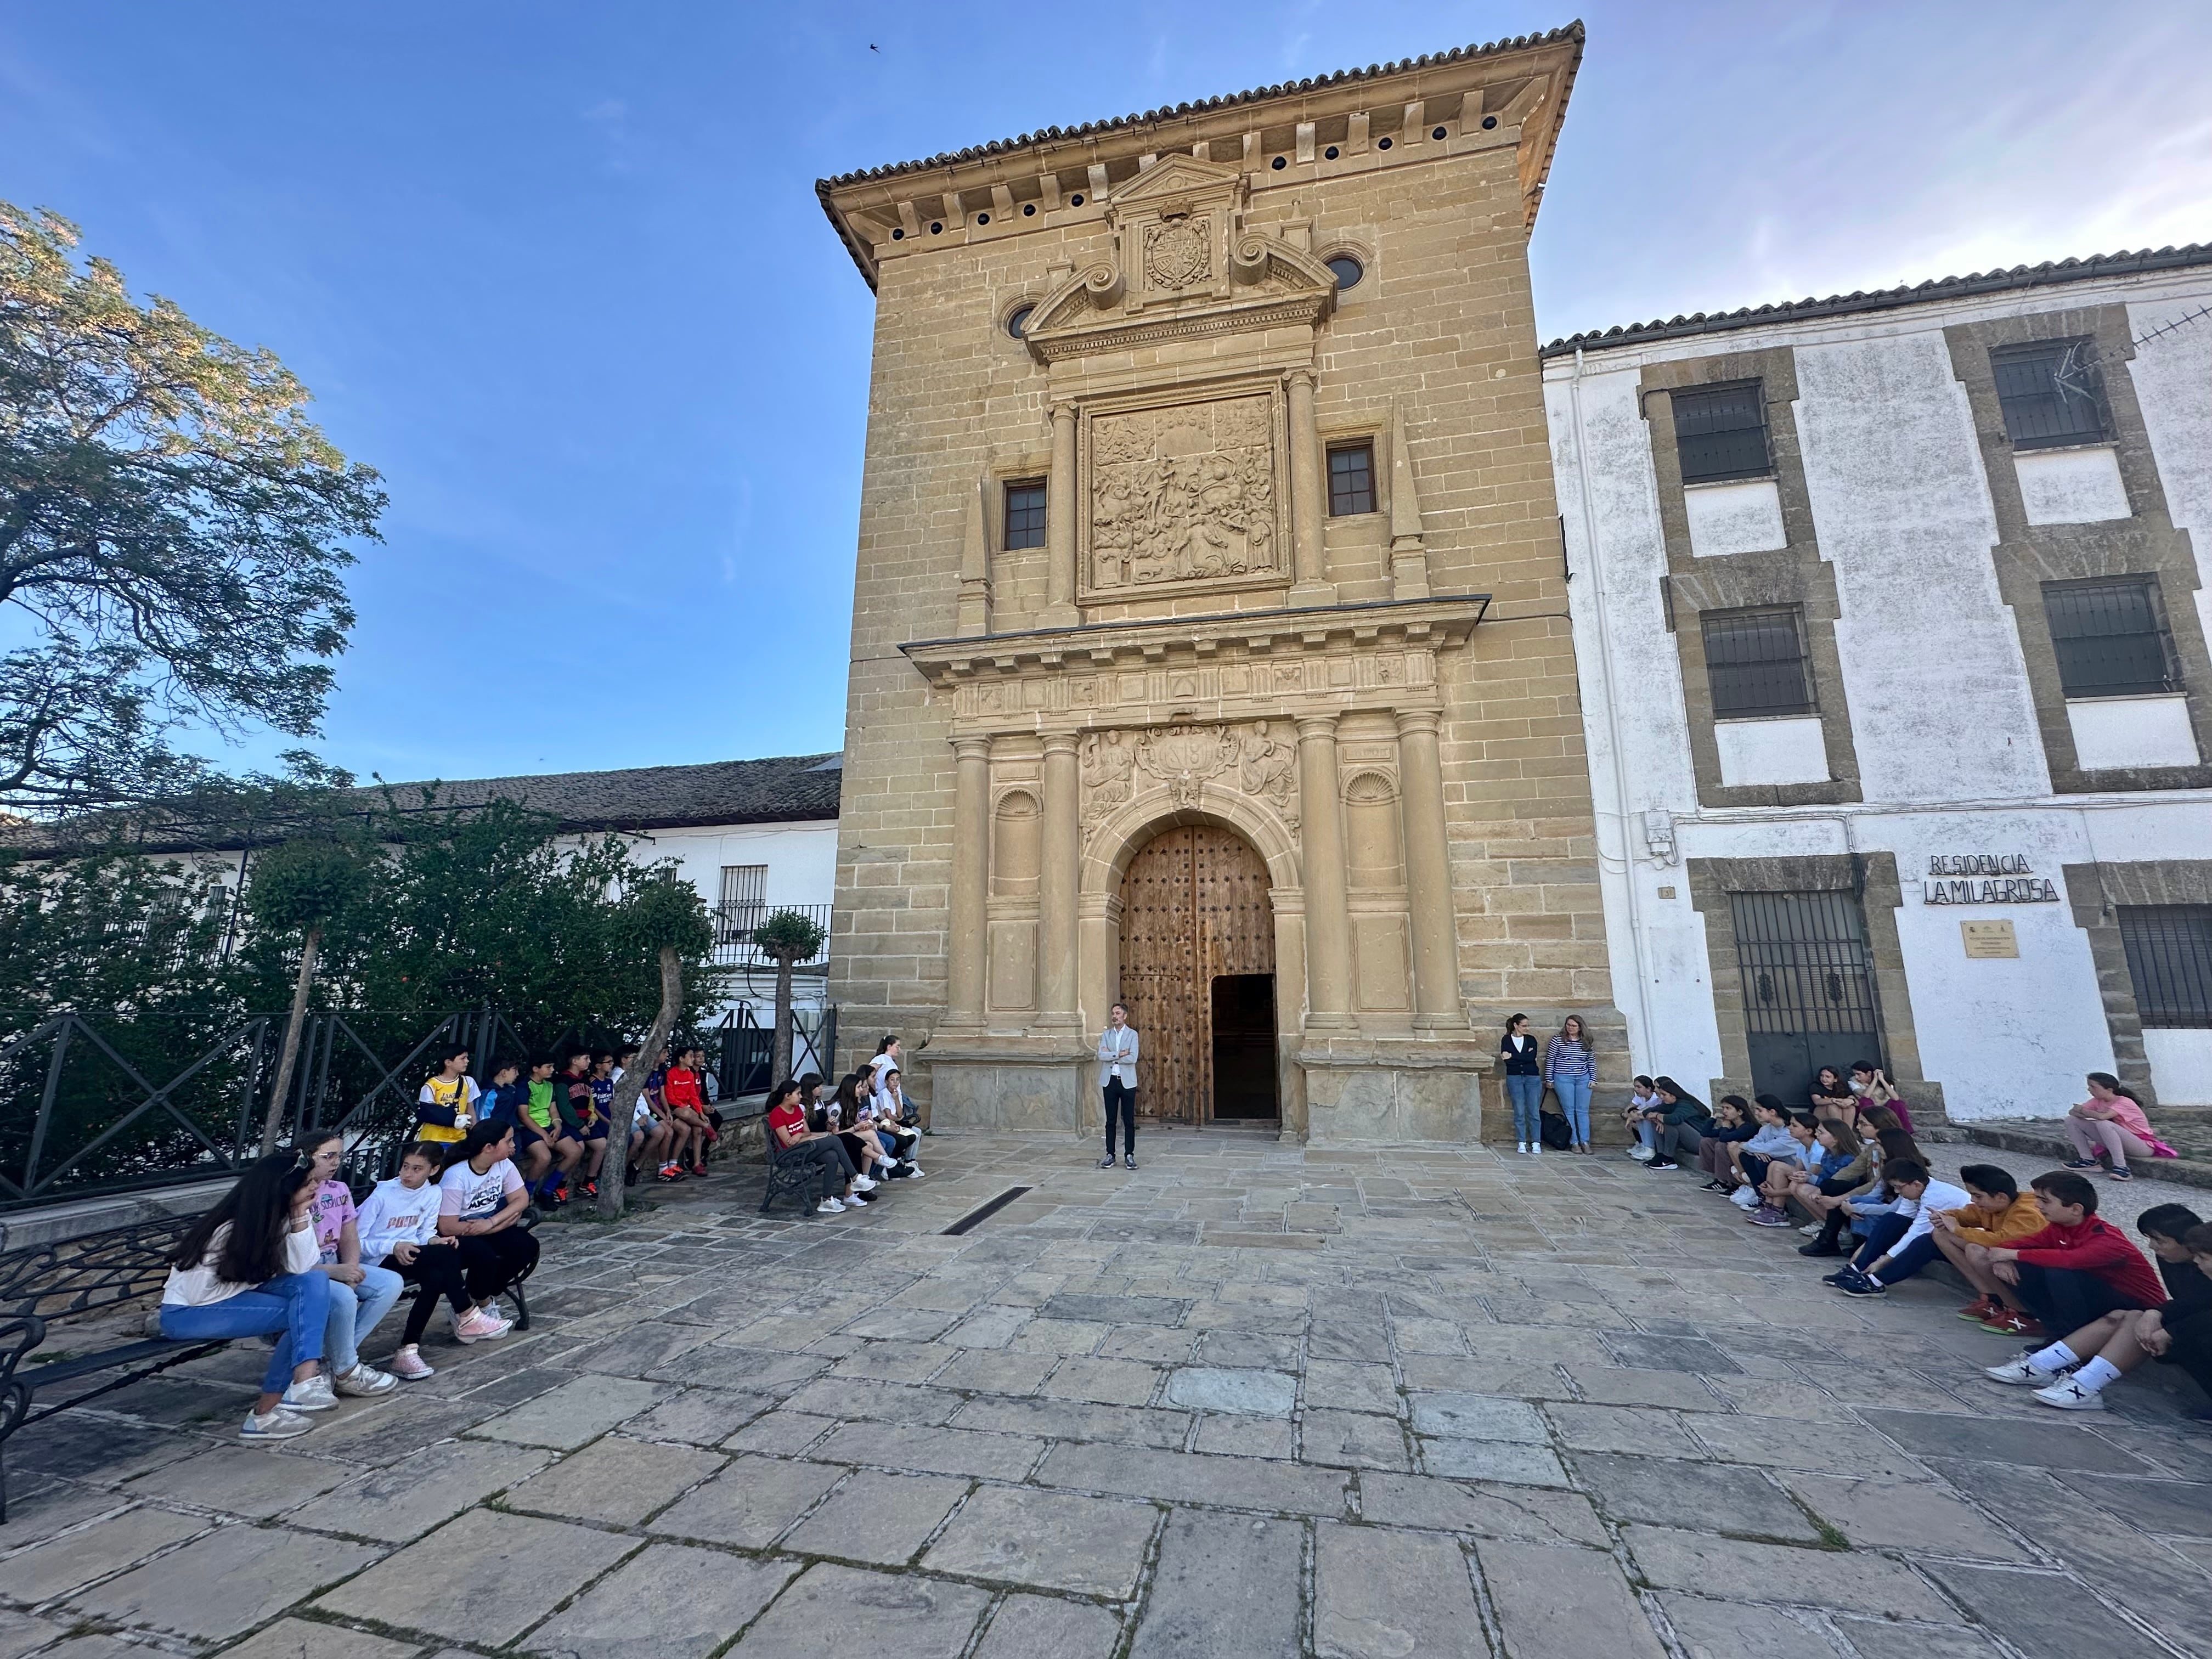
left=1992, top=338, right=2107, bottom=449
left=2043, top=577, right=2176, bottom=698
left=2119, top=905, right=2212, bottom=1028
left=1327, top=441, right=1376, bottom=516
left=717, top=864, right=766, bottom=944
left=1003, top=481, right=1047, bottom=550
left=1672, top=381, right=1770, bottom=486
left=1703, top=607, right=1814, bottom=718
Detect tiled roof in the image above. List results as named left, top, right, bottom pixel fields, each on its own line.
left=816, top=24, right=1583, bottom=190
left=3, top=754, right=842, bottom=856
left=1539, top=243, right=2212, bottom=357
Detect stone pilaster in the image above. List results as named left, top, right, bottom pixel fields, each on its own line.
left=1396, top=709, right=1463, bottom=1028
left=1296, top=713, right=1353, bottom=1027
left=1286, top=369, right=1332, bottom=606
left=1038, top=731, right=1081, bottom=1025
left=1043, top=403, right=1079, bottom=627
left=943, top=737, right=991, bottom=1030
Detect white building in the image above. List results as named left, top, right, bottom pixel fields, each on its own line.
left=1544, top=245, right=2212, bottom=1121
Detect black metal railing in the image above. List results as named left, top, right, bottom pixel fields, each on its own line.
left=712, top=1003, right=837, bottom=1104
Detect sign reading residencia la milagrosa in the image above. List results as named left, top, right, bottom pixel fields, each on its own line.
left=1922, top=854, right=2061, bottom=905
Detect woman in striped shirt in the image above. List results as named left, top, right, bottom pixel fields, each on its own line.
left=1545, top=1015, right=1598, bottom=1154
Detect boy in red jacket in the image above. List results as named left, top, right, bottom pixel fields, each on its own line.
left=1965, top=1170, right=2164, bottom=1340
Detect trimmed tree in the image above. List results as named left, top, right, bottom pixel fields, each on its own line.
left=600, top=872, right=713, bottom=1220
left=752, top=908, right=827, bottom=1085
left=247, top=837, right=369, bottom=1152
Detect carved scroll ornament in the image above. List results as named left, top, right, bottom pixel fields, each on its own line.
left=1080, top=721, right=1300, bottom=824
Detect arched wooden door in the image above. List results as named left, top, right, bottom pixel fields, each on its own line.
left=1118, top=825, right=1276, bottom=1123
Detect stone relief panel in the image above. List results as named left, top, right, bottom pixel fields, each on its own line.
left=1081, top=720, right=1299, bottom=825
left=1084, top=391, right=1283, bottom=597
left=1142, top=211, right=1213, bottom=292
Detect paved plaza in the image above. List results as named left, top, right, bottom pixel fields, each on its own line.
left=2, top=1128, right=2209, bottom=1658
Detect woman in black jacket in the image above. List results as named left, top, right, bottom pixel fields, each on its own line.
left=1499, top=1014, right=1544, bottom=1155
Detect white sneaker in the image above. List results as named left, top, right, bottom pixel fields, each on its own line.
left=2033, top=1378, right=2106, bottom=1411
left=1530, top=1144, right=1542, bottom=1157
left=454, top=1309, right=512, bottom=1344
left=241, top=1406, right=314, bottom=1441
left=904, top=1164, right=924, bottom=1179
left=1729, top=1188, right=1759, bottom=1210
left=816, top=1196, right=846, bottom=1214
left=1984, top=1357, right=2057, bottom=1385
left=852, top=1174, right=878, bottom=1193
left=845, top=1190, right=870, bottom=1206
left=1516, top=1141, right=1529, bottom=1154
left=281, top=1375, right=340, bottom=1413
left=1628, top=1145, right=1654, bottom=1161
left=334, top=1363, right=397, bottom=1397
left=1799, top=1223, right=1824, bottom=1237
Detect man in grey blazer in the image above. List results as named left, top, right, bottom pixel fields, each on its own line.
left=1097, top=1003, right=1139, bottom=1170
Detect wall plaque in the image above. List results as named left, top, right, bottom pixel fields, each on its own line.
left=1960, top=919, right=2019, bottom=959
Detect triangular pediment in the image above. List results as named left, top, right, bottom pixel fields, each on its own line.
left=1104, top=153, right=1244, bottom=213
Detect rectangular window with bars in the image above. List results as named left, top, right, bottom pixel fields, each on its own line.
left=2119, top=905, right=2212, bottom=1027
left=1003, top=481, right=1048, bottom=550
left=1327, top=441, right=1376, bottom=516
left=1992, top=338, right=2107, bottom=449
left=717, top=864, right=767, bottom=944
left=1672, top=381, right=1770, bottom=485
left=2042, top=576, right=2176, bottom=698
left=1702, top=607, right=1814, bottom=718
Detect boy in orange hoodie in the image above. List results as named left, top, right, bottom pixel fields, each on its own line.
left=1931, top=1164, right=2051, bottom=1328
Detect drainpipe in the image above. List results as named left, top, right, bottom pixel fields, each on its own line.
left=1568, top=347, right=1661, bottom=1072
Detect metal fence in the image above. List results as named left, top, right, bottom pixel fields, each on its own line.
left=712, top=1004, right=838, bottom=1105
left=710, top=902, right=833, bottom=972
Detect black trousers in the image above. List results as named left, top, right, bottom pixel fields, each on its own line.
left=2013, top=1262, right=2155, bottom=1330
left=453, top=1229, right=538, bottom=1304
left=1103, top=1079, right=1136, bottom=1156
left=2163, top=1309, right=2212, bottom=1402
left=787, top=1136, right=857, bottom=1194
left=379, top=1246, right=475, bottom=1345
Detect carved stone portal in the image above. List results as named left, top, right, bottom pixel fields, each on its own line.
left=1086, top=393, right=1280, bottom=593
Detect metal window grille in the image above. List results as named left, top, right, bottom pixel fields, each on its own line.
left=1702, top=607, right=1814, bottom=718
left=716, top=864, right=767, bottom=944
left=1327, top=442, right=1375, bottom=516
left=1003, top=482, right=1048, bottom=550
left=1730, top=890, right=1881, bottom=1036
left=2042, top=577, right=2176, bottom=697
left=1992, top=338, right=2107, bottom=449
left=1672, top=381, right=1770, bottom=484
left=2118, top=905, right=2212, bottom=1028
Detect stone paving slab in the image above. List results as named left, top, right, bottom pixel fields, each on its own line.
left=4, top=1130, right=2210, bottom=1659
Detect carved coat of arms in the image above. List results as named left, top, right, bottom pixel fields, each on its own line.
left=1144, top=212, right=1211, bottom=291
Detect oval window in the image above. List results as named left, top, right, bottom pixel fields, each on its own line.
left=1007, top=305, right=1034, bottom=340
left=1326, top=255, right=1364, bottom=291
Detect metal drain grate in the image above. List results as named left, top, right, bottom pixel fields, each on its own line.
left=940, top=1186, right=1034, bottom=1236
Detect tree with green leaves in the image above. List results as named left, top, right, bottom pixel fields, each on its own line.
left=752, top=908, right=827, bottom=1085
left=0, top=201, right=382, bottom=817
left=245, top=835, right=371, bottom=1152
left=600, top=872, right=714, bottom=1219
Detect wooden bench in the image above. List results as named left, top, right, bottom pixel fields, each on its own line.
left=0, top=1210, right=538, bottom=1522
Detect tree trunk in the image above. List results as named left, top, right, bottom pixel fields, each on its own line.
left=602, top=944, right=683, bottom=1219
left=771, top=952, right=796, bottom=1084
left=259, top=923, right=321, bottom=1154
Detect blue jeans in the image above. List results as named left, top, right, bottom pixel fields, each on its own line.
left=324, top=1265, right=405, bottom=1373
left=1634, top=1118, right=1658, bottom=1151
left=1551, top=1076, right=1593, bottom=1144
left=1505, top=1074, right=1544, bottom=1142
left=160, top=1271, right=330, bottom=1394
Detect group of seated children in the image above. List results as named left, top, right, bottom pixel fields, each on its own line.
left=160, top=1120, right=540, bottom=1441
left=763, top=1058, right=926, bottom=1215
left=414, top=1040, right=723, bottom=1209
left=1626, top=1071, right=2211, bottom=1419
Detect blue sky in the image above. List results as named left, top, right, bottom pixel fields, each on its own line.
left=4, top=2, right=2208, bottom=785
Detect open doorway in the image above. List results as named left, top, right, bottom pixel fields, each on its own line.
left=1210, top=974, right=1279, bottom=1120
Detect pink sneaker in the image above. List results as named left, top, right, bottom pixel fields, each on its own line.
left=454, top=1309, right=514, bottom=1344
left=388, top=1345, right=436, bottom=1380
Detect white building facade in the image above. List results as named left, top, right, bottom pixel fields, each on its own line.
left=1544, top=247, right=2212, bottom=1121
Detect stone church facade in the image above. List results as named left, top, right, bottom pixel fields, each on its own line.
left=819, top=25, right=1618, bottom=1139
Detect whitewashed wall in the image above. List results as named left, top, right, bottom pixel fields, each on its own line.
left=1548, top=267, right=2212, bottom=1121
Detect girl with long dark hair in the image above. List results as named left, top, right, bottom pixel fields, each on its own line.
left=2064, top=1072, right=2167, bottom=1182
left=160, top=1152, right=337, bottom=1440
left=1499, top=1014, right=1543, bottom=1156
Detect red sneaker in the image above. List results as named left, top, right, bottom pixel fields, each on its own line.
left=1957, top=1296, right=1997, bottom=1322
left=691, top=1160, right=709, bottom=1177
left=1980, top=1308, right=2044, bottom=1337
left=583, top=1180, right=599, bottom=1198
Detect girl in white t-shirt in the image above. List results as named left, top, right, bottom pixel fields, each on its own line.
left=433, top=1124, right=537, bottom=1341
left=160, top=1152, right=340, bottom=1440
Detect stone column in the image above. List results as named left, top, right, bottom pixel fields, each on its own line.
left=944, top=737, right=992, bottom=1029
left=1286, top=369, right=1332, bottom=606
left=1396, top=709, right=1464, bottom=1028
left=1039, top=732, right=1081, bottom=1025
left=1043, top=403, right=1080, bottom=627
left=1296, top=714, right=1354, bottom=1028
